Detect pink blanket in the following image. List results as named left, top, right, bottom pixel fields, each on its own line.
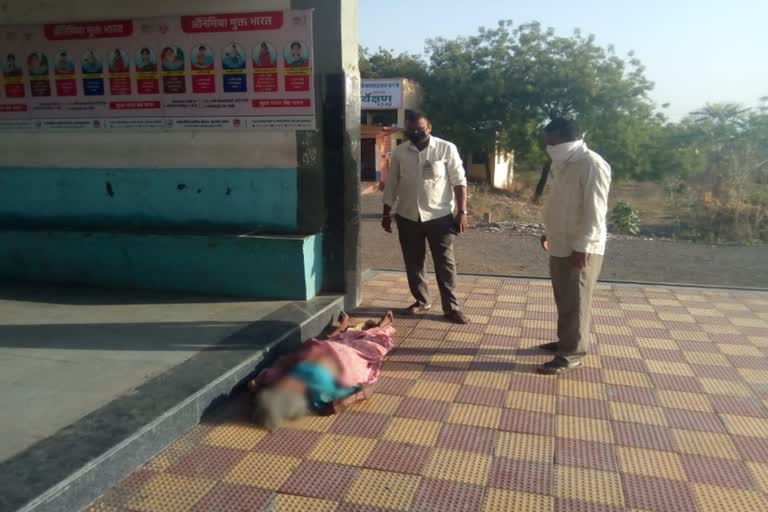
left=254, top=325, right=396, bottom=388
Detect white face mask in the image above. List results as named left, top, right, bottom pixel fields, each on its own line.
left=546, top=140, right=583, bottom=163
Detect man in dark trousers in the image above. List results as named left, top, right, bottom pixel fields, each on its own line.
left=382, top=112, right=470, bottom=324
left=538, top=118, right=612, bottom=374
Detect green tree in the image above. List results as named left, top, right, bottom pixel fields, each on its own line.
left=687, top=102, right=754, bottom=199
left=358, top=46, right=427, bottom=82
left=665, top=101, right=768, bottom=241
left=646, top=122, right=706, bottom=181
left=419, top=21, right=665, bottom=179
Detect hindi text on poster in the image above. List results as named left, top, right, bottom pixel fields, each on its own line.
left=0, top=10, right=314, bottom=130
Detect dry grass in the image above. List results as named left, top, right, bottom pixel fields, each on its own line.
left=467, top=183, right=540, bottom=224
left=468, top=173, right=675, bottom=231
left=608, top=181, right=674, bottom=227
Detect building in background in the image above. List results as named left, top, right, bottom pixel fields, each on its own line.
left=466, top=144, right=515, bottom=190
left=359, top=78, right=513, bottom=190
left=360, top=78, right=421, bottom=185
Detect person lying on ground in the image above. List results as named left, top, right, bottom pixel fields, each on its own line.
left=248, top=311, right=395, bottom=430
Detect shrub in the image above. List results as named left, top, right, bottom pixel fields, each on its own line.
left=611, top=201, right=641, bottom=235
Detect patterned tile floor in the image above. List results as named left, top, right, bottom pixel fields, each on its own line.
left=87, top=272, right=768, bottom=512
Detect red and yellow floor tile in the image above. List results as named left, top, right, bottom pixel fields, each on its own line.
left=87, top=273, right=768, bottom=511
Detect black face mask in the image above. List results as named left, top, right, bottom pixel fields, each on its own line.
left=407, top=129, right=429, bottom=145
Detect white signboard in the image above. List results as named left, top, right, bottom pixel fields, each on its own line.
left=361, top=79, right=401, bottom=110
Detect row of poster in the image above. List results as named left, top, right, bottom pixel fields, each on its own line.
left=1, top=42, right=310, bottom=96
left=0, top=11, right=316, bottom=130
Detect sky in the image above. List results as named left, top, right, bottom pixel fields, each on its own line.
left=359, top=0, right=767, bottom=120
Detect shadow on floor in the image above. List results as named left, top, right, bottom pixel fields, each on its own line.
left=0, top=320, right=287, bottom=351
left=0, top=283, right=256, bottom=306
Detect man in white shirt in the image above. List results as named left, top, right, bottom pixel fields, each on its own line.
left=382, top=112, right=470, bottom=324
left=538, top=118, right=612, bottom=374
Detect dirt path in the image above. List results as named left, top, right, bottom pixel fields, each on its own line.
left=362, top=192, right=768, bottom=289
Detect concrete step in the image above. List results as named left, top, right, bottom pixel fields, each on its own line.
left=0, top=229, right=323, bottom=300
left=0, top=293, right=343, bottom=512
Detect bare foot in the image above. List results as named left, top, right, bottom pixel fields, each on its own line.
left=361, top=320, right=378, bottom=330
left=377, top=311, right=394, bottom=328
left=337, top=311, right=350, bottom=331
left=321, top=311, right=350, bottom=339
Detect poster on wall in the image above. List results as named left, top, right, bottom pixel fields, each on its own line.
left=0, top=10, right=315, bottom=130
left=361, top=79, right=402, bottom=110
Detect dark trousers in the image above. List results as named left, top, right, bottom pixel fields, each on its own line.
left=396, top=214, right=460, bottom=313
left=550, top=254, right=604, bottom=363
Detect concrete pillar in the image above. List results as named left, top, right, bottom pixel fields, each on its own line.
left=293, top=0, right=361, bottom=309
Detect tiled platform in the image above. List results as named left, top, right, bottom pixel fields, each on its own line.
left=86, top=272, right=768, bottom=512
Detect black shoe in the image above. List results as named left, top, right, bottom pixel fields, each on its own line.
left=537, top=357, right=582, bottom=375
left=405, top=302, right=432, bottom=315
left=444, top=310, right=470, bottom=324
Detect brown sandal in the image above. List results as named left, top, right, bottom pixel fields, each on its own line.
left=405, top=302, right=432, bottom=315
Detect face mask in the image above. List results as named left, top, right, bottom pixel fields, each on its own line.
left=546, top=140, right=583, bottom=163
left=407, top=129, right=429, bottom=145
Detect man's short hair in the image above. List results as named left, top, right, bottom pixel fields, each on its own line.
left=407, top=111, right=431, bottom=127
left=544, top=117, right=582, bottom=140
left=291, top=42, right=302, bottom=50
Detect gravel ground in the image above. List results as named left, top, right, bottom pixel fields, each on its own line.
left=361, top=192, right=768, bottom=289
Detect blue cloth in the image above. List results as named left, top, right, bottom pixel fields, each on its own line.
left=82, top=61, right=102, bottom=74
left=223, top=55, right=245, bottom=70
left=289, top=361, right=360, bottom=412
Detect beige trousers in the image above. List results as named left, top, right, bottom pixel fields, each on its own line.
left=550, top=254, right=604, bottom=363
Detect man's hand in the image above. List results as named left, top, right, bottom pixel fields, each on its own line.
left=571, top=251, right=587, bottom=270
left=381, top=215, right=392, bottom=233
left=540, top=235, right=549, bottom=252
left=454, top=212, right=468, bottom=234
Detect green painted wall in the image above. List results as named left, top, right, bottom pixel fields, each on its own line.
left=303, top=233, right=324, bottom=298
left=0, top=230, right=322, bottom=300
left=0, top=168, right=298, bottom=231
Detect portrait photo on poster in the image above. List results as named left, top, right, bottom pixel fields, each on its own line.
left=54, top=50, right=74, bottom=75
left=284, top=41, right=309, bottom=67
left=222, top=42, right=246, bottom=70
left=4, top=52, right=22, bottom=77
left=108, top=48, right=129, bottom=73
left=253, top=41, right=277, bottom=68
left=135, top=47, right=157, bottom=72
left=161, top=46, right=185, bottom=71
left=27, top=52, right=49, bottom=76
left=80, top=49, right=102, bottom=75
left=191, top=44, right=214, bottom=70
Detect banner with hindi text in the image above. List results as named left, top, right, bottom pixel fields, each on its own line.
left=0, top=10, right=315, bottom=130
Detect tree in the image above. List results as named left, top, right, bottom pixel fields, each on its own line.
left=421, top=21, right=665, bottom=179
left=664, top=101, right=768, bottom=241
left=358, top=46, right=427, bottom=82
left=686, top=103, right=755, bottom=199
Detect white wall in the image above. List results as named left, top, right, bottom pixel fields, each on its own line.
left=0, top=0, right=297, bottom=169
left=493, top=151, right=514, bottom=190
